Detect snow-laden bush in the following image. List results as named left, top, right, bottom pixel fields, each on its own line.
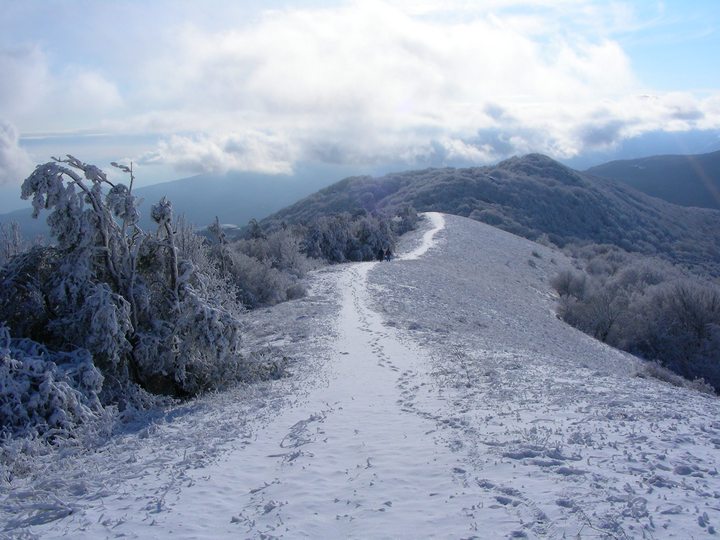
left=624, top=281, right=720, bottom=388
left=552, top=250, right=720, bottom=392
left=635, top=359, right=715, bottom=395
left=301, top=212, right=396, bottom=263
left=550, top=270, right=586, bottom=299
left=206, top=218, right=308, bottom=309
left=234, top=228, right=313, bottom=279
left=349, top=213, right=394, bottom=261
left=302, top=213, right=357, bottom=263
left=264, top=229, right=313, bottom=277
left=226, top=251, right=300, bottom=309
left=391, top=206, right=419, bottom=236
left=0, top=221, right=24, bottom=267
left=0, top=326, right=103, bottom=440
left=0, top=156, right=246, bottom=401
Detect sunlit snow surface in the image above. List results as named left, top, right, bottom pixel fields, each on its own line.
left=3, top=213, right=720, bottom=539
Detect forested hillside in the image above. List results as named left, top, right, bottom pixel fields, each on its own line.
left=264, top=154, right=720, bottom=276
left=587, top=150, right=720, bottom=210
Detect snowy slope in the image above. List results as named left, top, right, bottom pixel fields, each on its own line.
left=371, top=213, right=720, bottom=538
left=3, top=213, right=720, bottom=539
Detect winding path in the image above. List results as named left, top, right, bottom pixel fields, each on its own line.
left=114, top=212, right=483, bottom=538
left=9, top=212, right=720, bottom=539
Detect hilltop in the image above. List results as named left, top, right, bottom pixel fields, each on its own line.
left=263, top=154, right=720, bottom=276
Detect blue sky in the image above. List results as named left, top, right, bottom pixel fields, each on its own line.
left=1, top=0, right=719, bottom=211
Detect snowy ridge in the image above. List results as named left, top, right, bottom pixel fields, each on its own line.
left=3, top=213, right=720, bottom=539
left=372, top=213, right=720, bottom=538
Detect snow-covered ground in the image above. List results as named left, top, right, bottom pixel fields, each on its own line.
left=3, top=213, right=720, bottom=539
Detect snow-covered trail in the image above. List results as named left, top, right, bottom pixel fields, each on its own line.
left=401, top=211, right=444, bottom=260
left=373, top=213, right=720, bottom=539
left=7, top=211, right=720, bottom=539
left=24, top=212, right=487, bottom=539
left=140, top=212, right=482, bottom=538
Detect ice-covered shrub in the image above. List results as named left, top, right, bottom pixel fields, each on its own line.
left=208, top=208, right=410, bottom=310
left=1, top=156, right=246, bottom=400
left=559, top=287, right=628, bottom=342
left=264, top=228, right=313, bottom=277
left=301, top=212, right=396, bottom=263
left=624, top=281, right=720, bottom=389
left=0, top=326, right=103, bottom=440
left=302, top=213, right=356, bottom=263
left=349, top=213, right=394, bottom=261
left=392, top=206, right=419, bottom=236
left=235, top=227, right=312, bottom=279
left=133, top=284, right=243, bottom=395
left=0, top=221, right=24, bottom=267
left=550, top=270, right=586, bottom=299
left=226, top=251, right=297, bottom=308
left=635, top=359, right=715, bottom=394
left=205, top=220, right=307, bottom=309
left=552, top=249, right=720, bottom=392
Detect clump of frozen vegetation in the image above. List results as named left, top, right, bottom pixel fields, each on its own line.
left=552, top=245, right=720, bottom=392
left=207, top=207, right=416, bottom=307
left=0, top=157, right=419, bottom=446
left=0, top=156, right=246, bottom=443
left=298, top=207, right=416, bottom=263
left=208, top=217, right=313, bottom=309
left=0, top=325, right=103, bottom=440
left=0, top=221, right=24, bottom=267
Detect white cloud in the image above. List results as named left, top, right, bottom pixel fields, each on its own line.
left=138, top=130, right=298, bottom=175
left=0, top=46, right=50, bottom=118
left=0, top=46, right=123, bottom=133
left=0, top=121, right=33, bottom=185
left=2, top=1, right=719, bottom=172
left=64, top=69, right=123, bottom=113
left=127, top=1, right=648, bottom=169
left=434, top=138, right=497, bottom=163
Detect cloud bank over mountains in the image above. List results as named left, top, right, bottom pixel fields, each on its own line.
left=0, top=0, right=719, bottom=181
left=0, top=121, right=32, bottom=186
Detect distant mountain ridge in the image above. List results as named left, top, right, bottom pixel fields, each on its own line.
left=263, top=154, right=720, bottom=276
left=586, top=150, right=720, bottom=210
left=6, top=153, right=720, bottom=277
left=0, top=166, right=341, bottom=239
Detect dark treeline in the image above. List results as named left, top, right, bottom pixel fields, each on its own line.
left=552, top=244, right=720, bottom=393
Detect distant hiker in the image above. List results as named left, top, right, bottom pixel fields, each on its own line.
left=385, top=247, right=393, bottom=261
left=377, top=248, right=385, bottom=261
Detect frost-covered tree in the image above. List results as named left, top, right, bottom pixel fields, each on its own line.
left=0, top=156, right=245, bottom=406
left=0, top=221, right=24, bottom=267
